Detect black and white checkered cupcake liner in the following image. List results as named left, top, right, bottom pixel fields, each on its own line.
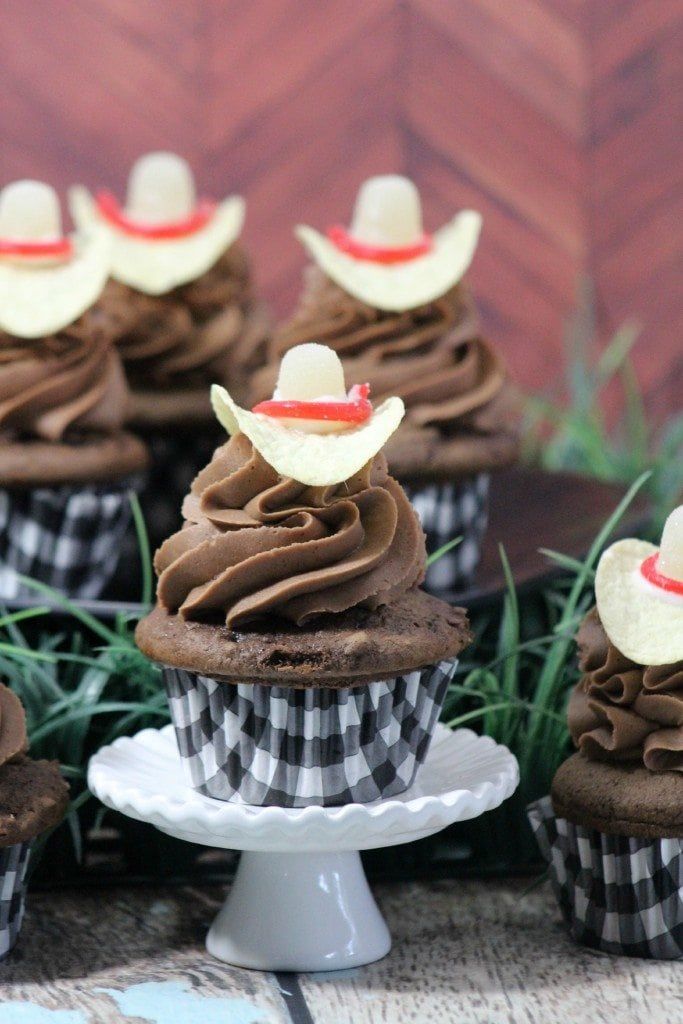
left=528, top=796, right=683, bottom=960
left=0, top=841, right=31, bottom=962
left=163, top=658, right=458, bottom=807
left=0, top=477, right=144, bottom=601
left=405, top=474, right=489, bottom=595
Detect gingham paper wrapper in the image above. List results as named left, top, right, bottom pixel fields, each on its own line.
left=0, top=841, right=31, bottom=962
left=0, top=478, right=142, bottom=601
left=164, top=658, right=458, bottom=807
left=528, top=796, right=683, bottom=959
left=405, top=474, right=489, bottom=595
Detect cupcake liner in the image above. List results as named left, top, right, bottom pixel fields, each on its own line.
left=0, top=477, right=144, bottom=600
left=405, top=474, right=489, bottom=595
left=0, top=841, right=31, bottom=962
left=163, top=658, right=458, bottom=807
left=528, top=796, right=683, bottom=959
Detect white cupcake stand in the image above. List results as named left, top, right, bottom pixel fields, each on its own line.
left=88, top=724, right=518, bottom=972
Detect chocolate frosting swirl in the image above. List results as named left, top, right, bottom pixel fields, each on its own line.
left=155, top=433, right=426, bottom=628
left=101, top=244, right=268, bottom=401
left=569, top=607, right=683, bottom=772
left=0, top=684, right=28, bottom=766
left=264, top=267, right=513, bottom=440
left=0, top=311, right=129, bottom=442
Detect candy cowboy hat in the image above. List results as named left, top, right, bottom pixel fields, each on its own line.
left=295, top=174, right=482, bottom=312
left=0, top=180, right=110, bottom=339
left=595, top=506, right=683, bottom=666
left=69, top=151, right=245, bottom=295
left=211, top=342, right=405, bottom=487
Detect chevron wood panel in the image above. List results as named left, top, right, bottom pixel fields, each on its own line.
left=404, top=0, right=587, bottom=387
left=0, top=0, right=203, bottom=192
left=0, top=0, right=679, bottom=411
left=202, top=0, right=402, bottom=314
left=588, top=0, right=683, bottom=411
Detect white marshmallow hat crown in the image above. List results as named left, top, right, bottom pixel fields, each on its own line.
left=69, top=150, right=245, bottom=295
left=595, top=505, right=683, bottom=666
left=0, top=179, right=110, bottom=338
left=211, top=342, right=405, bottom=486
left=0, top=180, right=64, bottom=242
left=349, top=175, right=424, bottom=247
left=126, top=152, right=196, bottom=223
left=295, top=173, right=482, bottom=312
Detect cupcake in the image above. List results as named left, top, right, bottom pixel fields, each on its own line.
left=0, top=683, right=69, bottom=959
left=255, top=176, right=519, bottom=595
left=529, top=507, right=683, bottom=959
left=136, top=343, right=471, bottom=806
left=0, top=180, right=148, bottom=600
left=70, top=152, right=270, bottom=546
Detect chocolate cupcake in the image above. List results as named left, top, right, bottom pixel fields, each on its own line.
left=137, top=343, right=471, bottom=806
left=529, top=508, right=683, bottom=959
left=0, top=683, right=69, bottom=959
left=0, top=180, right=148, bottom=600
left=70, top=153, right=269, bottom=547
left=255, top=176, right=519, bottom=595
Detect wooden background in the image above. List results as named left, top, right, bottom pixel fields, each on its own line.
left=1, top=0, right=681, bottom=414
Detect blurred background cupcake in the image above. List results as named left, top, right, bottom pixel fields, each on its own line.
left=529, top=508, right=683, bottom=959
left=70, top=152, right=270, bottom=550
left=0, top=180, right=148, bottom=600
left=254, top=175, right=520, bottom=597
left=0, top=683, right=69, bottom=960
left=137, top=343, right=471, bottom=807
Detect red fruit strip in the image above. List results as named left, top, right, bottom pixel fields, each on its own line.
left=0, top=237, right=73, bottom=259
left=253, top=384, right=372, bottom=423
left=327, top=225, right=432, bottom=264
left=640, top=552, right=683, bottom=595
left=96, top=191, right=215, bottom=239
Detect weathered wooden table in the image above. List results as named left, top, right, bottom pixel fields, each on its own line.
left=1, top=878, right=679, bottom=1023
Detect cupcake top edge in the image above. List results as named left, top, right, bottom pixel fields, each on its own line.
left=153, top=344, right=431, bottom=631
left=0, top=682, right=69, bottom=847
left=212, top=343, right=405, bottom=488
left=569, top=509, right=683, bottom=774
left=294, top=174, right=482, bottom=312
left=0, top=312, right=132, bottom=443
left=0, top=179, right=111, bottom=338
left=0, top=683, right=28, bottom=767
left=594, top=506, right=683, bottom=665
left=264, top=176, right=518, bottom=469
left=70, top=151, right=245, bottom=295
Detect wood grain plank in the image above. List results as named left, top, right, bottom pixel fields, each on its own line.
left=299, top=878, right=683, bottom=1024
left=0, top=885, right=289, bottom=1023
left=406, top=12, right=585, bottom=256
left=410, top=0, right=586, bottom=138
left=0, top=0, right=204, bottom=197
left=591, top=0, right=682, bottom=78
left=204, top=0, right=395, bottom=151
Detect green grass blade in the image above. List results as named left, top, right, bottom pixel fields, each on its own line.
left=16, top=577, right=120, bottom=644
left=426, top=536, right=462, bottom=567
left=129, top=490, right=153, bottom=608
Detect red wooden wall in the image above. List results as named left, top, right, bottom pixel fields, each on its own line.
left=1, top=0, right=680, bottom=416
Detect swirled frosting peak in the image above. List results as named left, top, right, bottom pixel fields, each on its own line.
left=99, top=244, right=268, bottom=402
left=154, top=433, right=426, bottom=628
left=568, top=607, right=683, bottom=772
left=0, top=312, right=129, bottom=441
left=264, top=268, right=512, bottom=442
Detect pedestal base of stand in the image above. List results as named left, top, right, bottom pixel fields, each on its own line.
left=89, top=724, right=519, bottom=973
left=206, top=850, right=391, bottom=972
